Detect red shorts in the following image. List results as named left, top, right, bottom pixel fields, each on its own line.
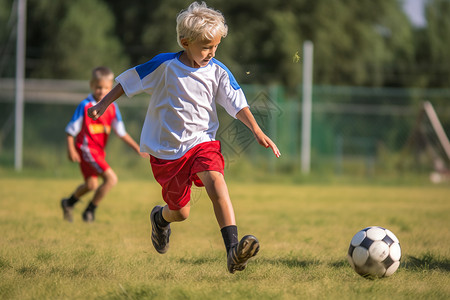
left=150, top=141, right=225, bottom=210
left=77, top=146, right=110, bottom=179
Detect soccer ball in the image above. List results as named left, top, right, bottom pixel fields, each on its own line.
left=347, top=226, right=401, bottom=278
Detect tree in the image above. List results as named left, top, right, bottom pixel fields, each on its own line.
left=18, top=0, right=442, bottom=89
left=27, top=0, right=128, bottom=79
left=311, top=0, right=414, bottom=87
left=417, top=0, right=450, bottom=87
left=0, top=0, right=17, bottom=77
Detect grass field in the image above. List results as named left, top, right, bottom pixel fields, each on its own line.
left=0, top=177, right=449, bottom=299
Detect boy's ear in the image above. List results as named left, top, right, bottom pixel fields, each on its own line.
left=180, top=38, right=190, bottom=49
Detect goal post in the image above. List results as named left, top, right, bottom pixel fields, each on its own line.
left=403, top=100, right=450, bottom=182
left=423, top=101, right=450, bottom=161
left=14, top=0, right=27, bottom=171
left=301, top=41, right=313, bottom=174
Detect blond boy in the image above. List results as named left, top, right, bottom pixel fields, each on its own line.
left=88, top=3, right=280, bottom=272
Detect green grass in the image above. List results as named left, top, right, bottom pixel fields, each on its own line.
left=0, top=177, right=449, bottom=299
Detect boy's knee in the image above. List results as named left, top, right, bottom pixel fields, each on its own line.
left=198, top=170, right=224, bottom=186
left=109, top=175, right=118, bottom=187
left=170, top=207, right=190, bottom=221
left=175, top=210, right=189, bottom=221
left=86, top=180, right=98, bottom=191
left=104, top=170, right=118, bottom=186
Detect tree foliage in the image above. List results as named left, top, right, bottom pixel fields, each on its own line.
left=0, top=0, right=449, bottom=87
left=417, top=0, right=450, bottom=87
left=26, top=0, right=128, bottom=79
left=0, top=0, right=17, bottom=77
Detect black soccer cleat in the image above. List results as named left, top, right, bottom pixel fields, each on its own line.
left=150, top=206, right=171, bottom=254
left=82, top=209, right=95, bottom=223
left=227, top=235, right=260, bottom=274
left=61, top=198, right=74, bottom=223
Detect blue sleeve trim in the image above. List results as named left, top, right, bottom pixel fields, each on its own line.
left=65, top=98, right=90, bottom=136
left=212, top=58, right=241, bottom=90
left=113, top=102, right=123, bottom=122
left=135, top=52, right=180, bottom=79
left=68, top=98, right=89, bottom=123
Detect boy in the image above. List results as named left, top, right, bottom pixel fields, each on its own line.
left=88, top=2, right=280, bottom=273
left=61, top=66, right=148, bottom=223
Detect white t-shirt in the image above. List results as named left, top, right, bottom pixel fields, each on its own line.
left=116, top=52, right=249, bottom=159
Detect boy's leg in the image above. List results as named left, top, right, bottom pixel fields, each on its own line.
left=161, top=204, right=190, bottom=222
left=61, top=176, right=98, bottom=222
left=196, top=170, right=235, bottom=227
left=91, top=168, right=118, bottom=206
left=82, top=168, right=118, bottom=222
left=196, top=170, right=260, bottom=274
left=74, top=176, right=99, bottom=199
left=196, top=171, right=238, bottom=251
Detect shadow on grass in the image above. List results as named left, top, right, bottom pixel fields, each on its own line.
left=329, top=259, right=349, bottom=269
left=258, top=256, right=321, bottom=269
left=176, top=252, right=450, bottom=274
left=0, top=257, right=12, bottom=270
left=403, top=252, right=450, bottom=272
left=101, top=284, right=159, bottom=300
left=178, top=255, right=348, bottom=270
left=178, top=256, right=221, bottom=266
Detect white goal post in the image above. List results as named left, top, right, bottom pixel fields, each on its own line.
left=14, top=0, right=27, bottom=171
left=301, top=41, right=313, bottom=174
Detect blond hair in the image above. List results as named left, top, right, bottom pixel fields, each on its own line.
left=176, top=2, right=228, bottom=48
left=90, top=66, right=114, bottom=84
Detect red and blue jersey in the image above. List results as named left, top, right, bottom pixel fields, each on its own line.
left=66, top=94, right=126, bottom=153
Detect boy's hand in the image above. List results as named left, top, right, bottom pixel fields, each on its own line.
left=139, top=152, right=150, bottom=158
left=254, top=130, right=281, bottom=158
left=236, top=107, right=281, bottom=158
left=68, top=148, right=81, bottom=162
left=119, top=133, right=150, bottom=158
left=87, top=103, right=105, bottom=120
left=88, top=84, right=125, bottom=120
left=66, top=135, right=80, bottom=162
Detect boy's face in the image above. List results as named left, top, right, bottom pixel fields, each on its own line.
left=180, top=35, right=221, bottom=68
left=90, top=78, right=113, bottom=102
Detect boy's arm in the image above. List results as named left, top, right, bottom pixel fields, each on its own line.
left=236, top=107, right=281, bottom=158
left=88, top=84, right=124, bottom=120
left=66, top=134, right=81, bottom=162
left=120, top=133, right=149, bottom=158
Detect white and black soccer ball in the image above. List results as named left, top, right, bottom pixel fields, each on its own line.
left=347, top=226, right=401, bottom=278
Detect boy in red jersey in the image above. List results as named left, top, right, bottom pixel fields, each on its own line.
left=61, top=66, right=148, bottom=223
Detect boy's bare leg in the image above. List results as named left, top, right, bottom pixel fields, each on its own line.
left=196, top=170, right=235, bottom=228
left=196, top=170, right=259, bottom=274
left=73, top=176, right=99, bottom=199
left=82, top=168, right=117, bottom=222
left=161, top=204, right=190, bottom=222
left=91, top=168, right=118, bottom=206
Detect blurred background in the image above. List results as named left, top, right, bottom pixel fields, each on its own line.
left=0, top=0, right=449, bottom=183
